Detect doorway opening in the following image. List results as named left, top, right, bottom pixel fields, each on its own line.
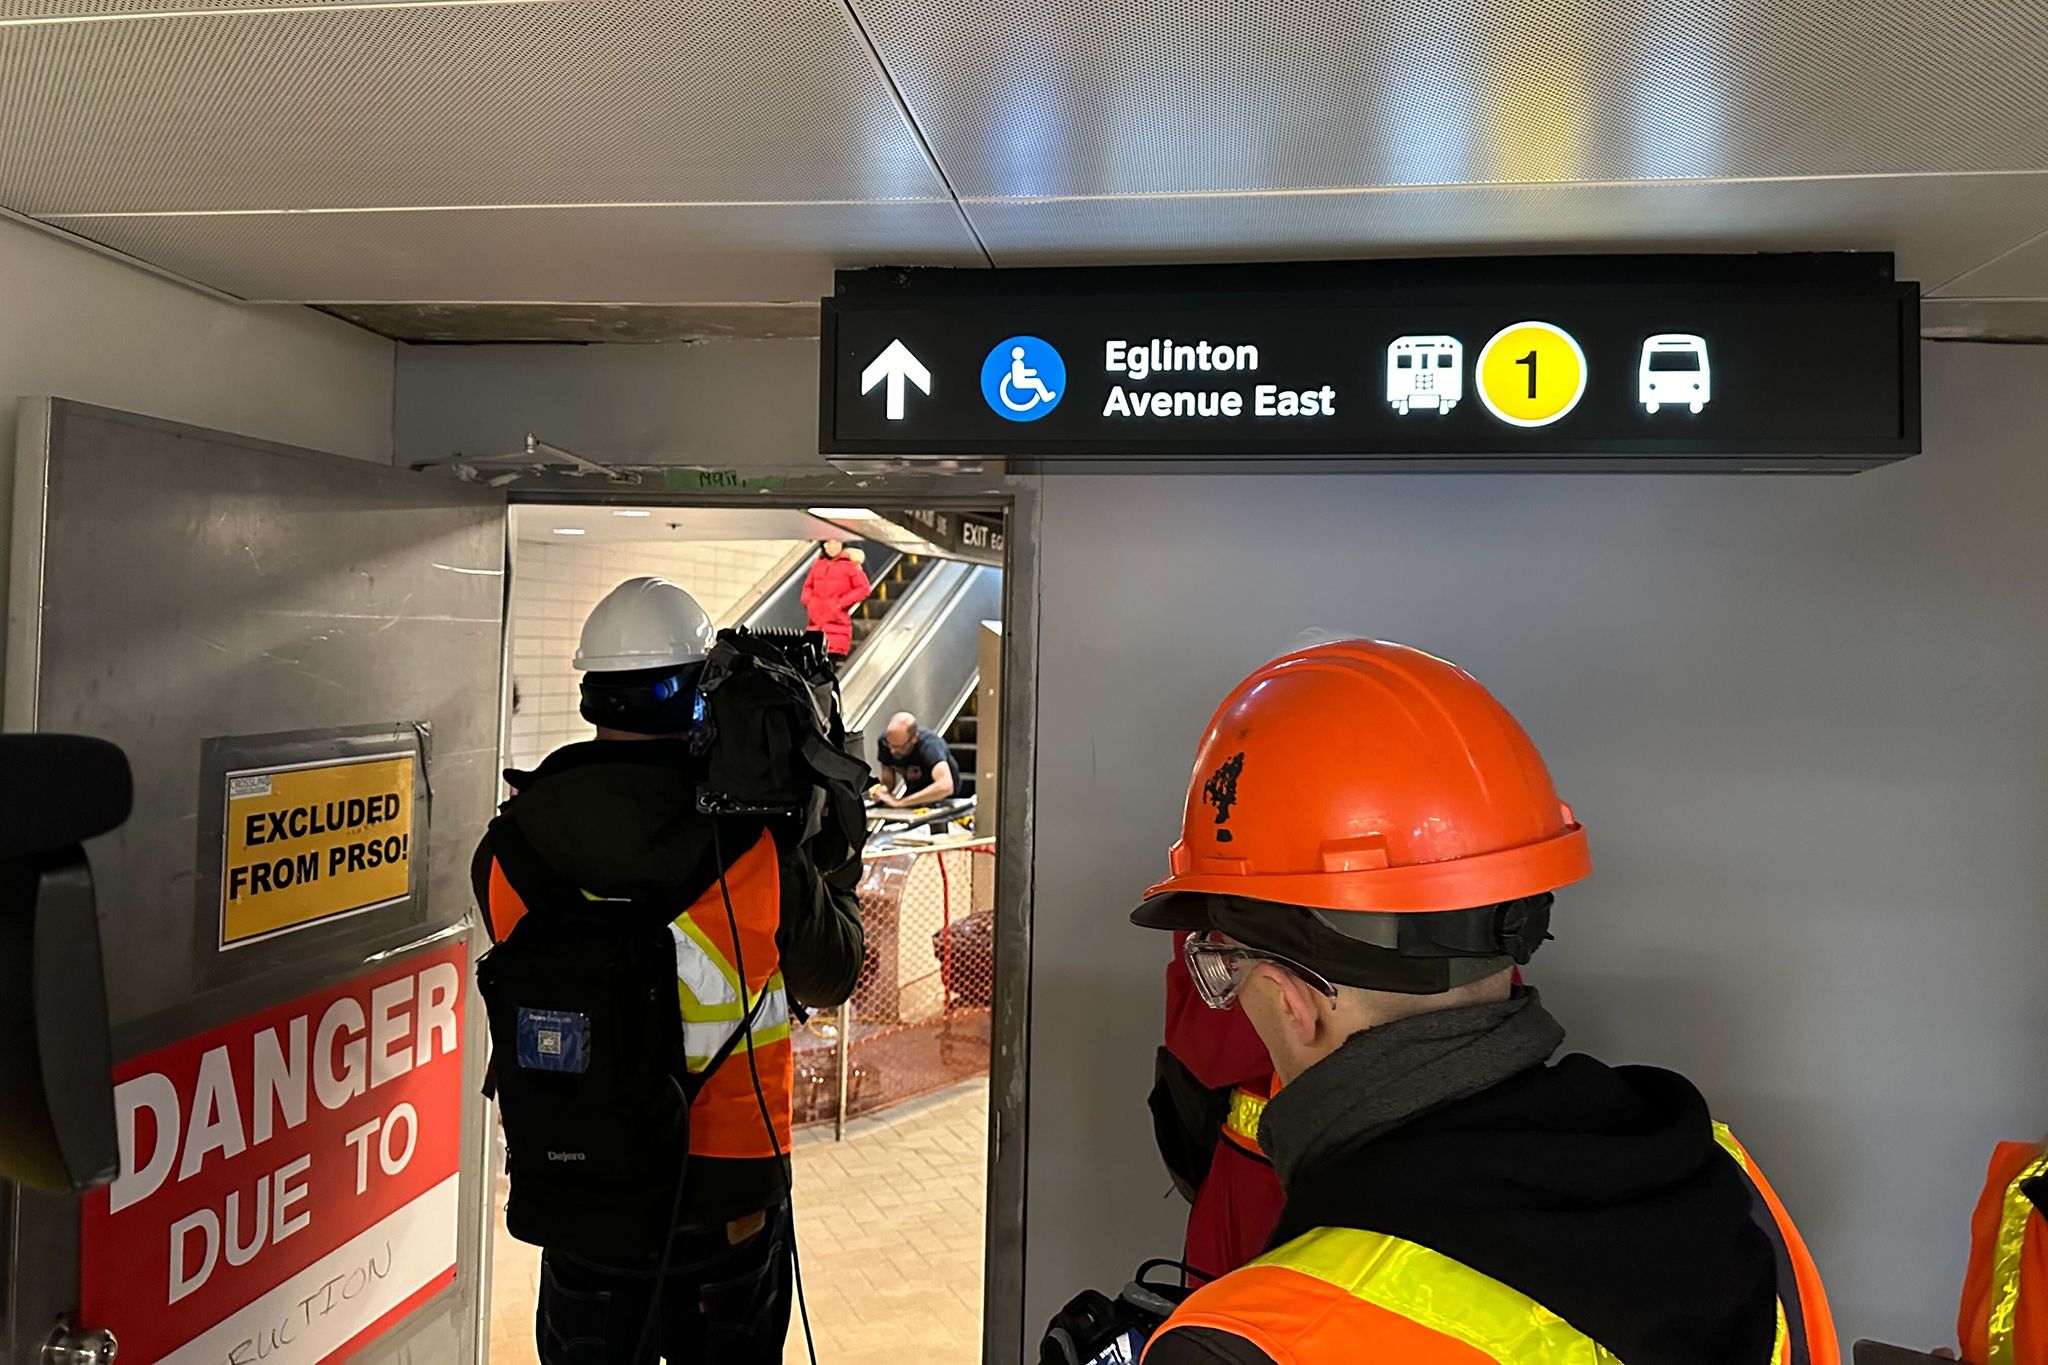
left=484, top=498, right=1018, bottom=1365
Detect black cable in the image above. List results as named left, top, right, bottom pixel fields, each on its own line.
left=632, top=1074, right=695, bottom=1363
left=714, top=819, right=819, bottom=1365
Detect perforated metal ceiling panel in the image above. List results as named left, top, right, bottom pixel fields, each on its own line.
left=850, top=0, right=2048, bottom=198
left=0, top=0, right=947, bottom=213
left=40, top=201, right=987, bottom=301
left=4, top=0, right=2045, bottom=320
left=963, top=174, right=2048, bottom=291
left=318, top=301, right=823, bottom=342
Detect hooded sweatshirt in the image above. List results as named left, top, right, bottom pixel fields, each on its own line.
left=1148, top=993, right=1783, bottom=1365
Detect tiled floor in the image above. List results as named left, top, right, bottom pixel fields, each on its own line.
left=486, top=1078, right=990, bottom=1365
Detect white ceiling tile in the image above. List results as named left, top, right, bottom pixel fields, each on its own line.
left=0, top=0, right=946, bottom=212
left=43, top=201, right=988, bottom=301
left=963, top=174, right=2048, bottom=293
left=854, top=0, right=2048, bottom=197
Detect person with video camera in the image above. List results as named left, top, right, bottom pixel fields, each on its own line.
left=474, top=577, right=865, bottom=1365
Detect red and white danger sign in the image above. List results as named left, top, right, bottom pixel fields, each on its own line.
left=81, top=945, right=467, bottom=1365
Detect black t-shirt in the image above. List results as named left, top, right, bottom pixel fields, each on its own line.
left=876, top=727, right=953, bottom=793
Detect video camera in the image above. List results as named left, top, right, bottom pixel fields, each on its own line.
left=692, top=628, right=872, bottom=877
left=1040, top=1262, right=1200, bottom=1365
left=0, top=734, right=131, bottom=1193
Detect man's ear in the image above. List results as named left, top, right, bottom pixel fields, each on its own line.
left=1249, top=963, right=1323, bottom=1049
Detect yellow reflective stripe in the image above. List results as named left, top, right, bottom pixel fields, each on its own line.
left=685, top=1017, right=793, bottom=1069
left=1224, top=1087, right=1267, bottom=1146
left=672, top=916, right=742, bottom=1013
left=1987, top=1151, right=2048, bottom=1365
left=673, top=925, right=737, bottom=1020
left=1715, top=1123, right=1799, bottom=1365
left=683, top=970, right=790, bottom=1070
left=666, top=904, right=787, bottom=1072
left=1253, top=1228, right=1624, bottom=1364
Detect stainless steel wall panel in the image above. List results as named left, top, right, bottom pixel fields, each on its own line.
left=5, top=400, right=505, bottom=1364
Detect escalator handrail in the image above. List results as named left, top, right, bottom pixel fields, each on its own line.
left=840, top=558, right=975, bottom=731
left=845, top=563, right=999, bottom=740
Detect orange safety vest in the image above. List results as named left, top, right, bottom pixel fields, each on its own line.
left=1958, top=1142, right=2048, bottom=1365
left=485, top=830, right=793, bottom=1159
left=1147, top=1122, right=1838, bottom=1365
left=1220, top=1075, right=1278, bottom=1161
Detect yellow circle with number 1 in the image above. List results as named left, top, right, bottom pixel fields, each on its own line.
left=1476, top=321, right=1588, bottom=427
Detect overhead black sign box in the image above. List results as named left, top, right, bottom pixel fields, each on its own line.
left=819, top=255, right=1920, bottom=473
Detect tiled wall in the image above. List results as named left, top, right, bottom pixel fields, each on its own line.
left=505, top=539, right=799, bottom=773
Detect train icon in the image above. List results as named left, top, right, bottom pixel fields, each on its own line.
left=1387, top=336, right=1464, bottom=415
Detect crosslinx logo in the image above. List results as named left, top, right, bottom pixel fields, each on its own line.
left=981, top=336, right=1065, bottom=422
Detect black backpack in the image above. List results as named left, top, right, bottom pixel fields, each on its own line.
left=476, top=816, right=761, bottom=1263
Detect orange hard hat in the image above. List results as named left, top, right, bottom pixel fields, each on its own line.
left=1136, top=640, right=1590, bottom=919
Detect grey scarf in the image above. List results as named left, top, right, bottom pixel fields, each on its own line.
left=1259, top=988, right=1566, bottom=1189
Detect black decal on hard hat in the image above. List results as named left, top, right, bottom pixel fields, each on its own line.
left=1203, top=753, right=1247, bottom=842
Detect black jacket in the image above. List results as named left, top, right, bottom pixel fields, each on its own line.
left=474, top=738, right=865, bottom=1227
left=1150, top=1056, right=1781, bottom=1365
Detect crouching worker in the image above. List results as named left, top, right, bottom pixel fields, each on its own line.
left=475, top=577, right=865, bottom=1364
left=1131, top=640, right=1838, bottom=1365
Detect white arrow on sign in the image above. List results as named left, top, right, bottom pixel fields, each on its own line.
left=860, top=339, right=932, bottom=421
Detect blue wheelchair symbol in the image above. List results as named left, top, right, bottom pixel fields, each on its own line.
left=981, top=337, right=1065, bottom=422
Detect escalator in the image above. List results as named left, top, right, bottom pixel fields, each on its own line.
left=848, top=550, right=931, bottom=654
left=738, top=538, right=997, bottom=792
left=839, top=559, right=1001, bottom=754
left=942, top=689, right=978, bottom=798
left=740, top=540, right=914, bottom=637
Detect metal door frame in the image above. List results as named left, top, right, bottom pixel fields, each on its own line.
left=493, top=477, right=1040, bottom=1365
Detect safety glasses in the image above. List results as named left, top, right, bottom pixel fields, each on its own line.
left=1182, top=931, right=1339, bottom=1011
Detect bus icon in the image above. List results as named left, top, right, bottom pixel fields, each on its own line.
left=1639, top=334, right=1711, bottom=414
left=1387, top=336, right=1464, bottom=415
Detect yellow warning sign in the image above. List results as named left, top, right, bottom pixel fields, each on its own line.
left=221, top=754, right=415, bottom=947
left=1476, top=321, right=1588, bottom=428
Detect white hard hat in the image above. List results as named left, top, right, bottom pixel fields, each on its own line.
left=574, top=577, right=713, bottom=673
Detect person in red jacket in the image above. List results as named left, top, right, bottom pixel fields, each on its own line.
left=1159, top=931, right=1287, bottom=1283
left=800, top=540, right=871, bottom=664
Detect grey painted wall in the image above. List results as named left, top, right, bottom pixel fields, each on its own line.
left=0, top=218, right=393, bottom=465
left=395, top=333, right=2048, bottom=1351
left=1025, top=341, right=2048, bottom=1348
left=396, top=339, right=817, bottom=472
left=0, top=217, right=395, bottom=691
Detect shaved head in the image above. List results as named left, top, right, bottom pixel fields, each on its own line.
left=886, top=712, right=918, bottom=748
